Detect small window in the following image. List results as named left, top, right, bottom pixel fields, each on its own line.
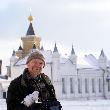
left=85, top=78, right=89, bottom=93
left=3, top=92, right=6, bottom=99
left=70, top=78, right=74, bottom=93
left=62, top=78, right=66, bottom=94
left=92, top=79, right=95, bottom=93
left=78, top=78, right=82, bottom=93
left=108, top=80, right=110, bottom=92
left=99, top=79, right=102, bottom=93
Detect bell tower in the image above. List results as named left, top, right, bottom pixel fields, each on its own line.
left=17, top=14, right=41, bottom=58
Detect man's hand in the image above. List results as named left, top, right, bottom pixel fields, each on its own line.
left=22, top=91, right=39, bottom=107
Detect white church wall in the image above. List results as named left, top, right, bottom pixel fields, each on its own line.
left=11, top=65, right=26, bottom=80
left=60, top=64, right=77, bottom=76
left=60, top=68, right=107, bottom=100
left=103, top=72, right=110, bottom=99
left=0, top=80, right=11, bottom=99
left=77, top=69, right=105, bottom=99
left=42, top=63, right=52, bottom=80
left=0, top=83, right=3, bottom=98
left=6, top=46, right=110, bottom=100
left=8, top=57, right=110, bottom=100
left=53, top=77, right=62, bottom=100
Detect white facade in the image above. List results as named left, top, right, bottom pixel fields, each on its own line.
left=3, top=48, right=110, bottom=100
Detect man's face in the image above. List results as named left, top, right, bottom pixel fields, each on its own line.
left=27, top=58, right=45, bottom=77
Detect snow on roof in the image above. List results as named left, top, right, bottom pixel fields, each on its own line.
left=84, top=54, right=99, bottom=67
left=15, top=51, right=99, bottom=69
left=77, top=56, right=99, bottom=69
left=15, top=55, right=28, bottom=65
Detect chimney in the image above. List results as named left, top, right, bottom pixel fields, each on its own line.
left=0, top=60, right=2, bottom=75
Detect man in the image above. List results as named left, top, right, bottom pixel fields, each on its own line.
left=6, top=51, right=62, bottom=110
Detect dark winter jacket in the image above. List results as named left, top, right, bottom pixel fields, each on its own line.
left=6, top=68, right=57, bottom=110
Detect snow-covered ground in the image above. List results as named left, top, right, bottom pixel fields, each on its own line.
left=1, top=99, right=110, bottom=110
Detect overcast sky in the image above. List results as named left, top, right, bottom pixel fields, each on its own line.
left=1, top=0, right=110, bottom=73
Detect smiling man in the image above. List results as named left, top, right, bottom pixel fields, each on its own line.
left=6, top=51, right=62, bottom=110
left=26, top=52, right=45, bottom=77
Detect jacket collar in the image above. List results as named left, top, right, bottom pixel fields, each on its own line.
left=21, top=68, right=31, bottom=87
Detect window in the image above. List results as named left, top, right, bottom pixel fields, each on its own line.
left=99, top=79, right=102, bottom=93
left=70, top=78, right=74, bottom=93
left=92, top=79, right=95, bottom=93
left=62, top=78, right=66, bottom=94
left=78, top=78, right=82, bottom=93
left=3, top=92, right=6, bottom=99
left=85, top=78, right=89, bottom=93
left=108, top=80, right=110, bottom=92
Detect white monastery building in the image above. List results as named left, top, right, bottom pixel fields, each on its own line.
left=0, top=14, right=110, bottom=100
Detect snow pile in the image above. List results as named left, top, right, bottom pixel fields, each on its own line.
left=1, top=99, right=110, bottom=110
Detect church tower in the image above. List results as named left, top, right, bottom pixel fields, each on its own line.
left=52, top=43, right=60, bottom=82
left=16, top=14, right=41, bottom=58
left=98, top=49, right=107, bottom=69
left=52, top=43, right=62, bottom=99
left=69, top=44, right=77, bottom=67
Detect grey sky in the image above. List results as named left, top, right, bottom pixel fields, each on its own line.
left=1, top=0, right=110, bottom=72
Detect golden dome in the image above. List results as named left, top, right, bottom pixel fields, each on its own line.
left=28, top=14, right=33, bottom=22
